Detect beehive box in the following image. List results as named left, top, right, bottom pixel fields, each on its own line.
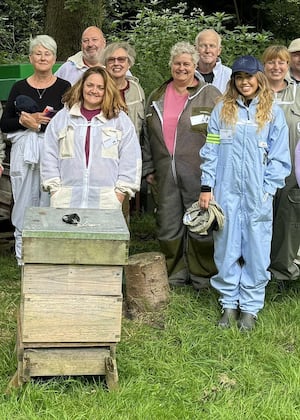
left=22, top=207, right=129, bottom=265
left=16, top=207, right=129, bottom=384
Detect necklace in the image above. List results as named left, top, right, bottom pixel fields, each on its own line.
left=36, top=88, right=47, bottom=99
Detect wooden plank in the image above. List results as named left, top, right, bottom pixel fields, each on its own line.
left=22, top=237, right=128, bottom=265
left=22, top=207, right=129, bottom=241
left=22, top=264, right=122, bottom=296
left=21, top=294, right=122, bottom=343
left=23, top=347, right=110, bottom=376
left=19, top=342, right=116, bottom=348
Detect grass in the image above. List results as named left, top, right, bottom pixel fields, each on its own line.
left=0, top=213, right=300, bottom=419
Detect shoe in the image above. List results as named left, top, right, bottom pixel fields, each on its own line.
left=238, top=312, right=256, bottom=331
left=168, top=278, right=188, bottom=287
left=218, top=308, right=239, bottom=328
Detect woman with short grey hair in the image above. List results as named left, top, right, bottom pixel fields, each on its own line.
left=143, top=41, right=221, bottom=289
left=101, top=41, right=145, bottom=218
left=169, top=41, right=199, bottom=67
left=29, top=35, right=57, bottom=56
left=0, top=34, right=70, bottom=265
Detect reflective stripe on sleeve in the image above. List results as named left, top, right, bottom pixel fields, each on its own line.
left=206, top=133, right=220, bottom=144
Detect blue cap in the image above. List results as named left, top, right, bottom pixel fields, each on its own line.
left=15, top=95, right=39, bottom=113
left=231, top=55, right=263, bottom=75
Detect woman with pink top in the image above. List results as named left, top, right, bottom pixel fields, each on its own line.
left=143, top=41, right=221, bottom=289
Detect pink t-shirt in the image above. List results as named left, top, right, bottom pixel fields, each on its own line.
left=162, top=82, right=188, bottom=154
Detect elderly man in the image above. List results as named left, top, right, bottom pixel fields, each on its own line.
left=55, top=26, right=106, bottom=85
left=195, top=28, right=231, bottom=94
left=288, top=38, right=300, bottom=84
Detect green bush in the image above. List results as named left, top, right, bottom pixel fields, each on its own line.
left=110, top=3, right=272, bottom=97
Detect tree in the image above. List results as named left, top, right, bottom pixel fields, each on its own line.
left=0, top=0, right=43, bottom=62
left=255, top=0, right=300, bottom=44
left=44, top=0, right=106, bottom=60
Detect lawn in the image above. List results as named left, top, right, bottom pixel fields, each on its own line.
left=0, top=213, right=300, bottom=419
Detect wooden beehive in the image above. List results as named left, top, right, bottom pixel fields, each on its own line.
left=13, top=207, right=129, bottom=389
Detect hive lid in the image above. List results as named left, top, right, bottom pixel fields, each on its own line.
left=22, top=207, right=129, bottom=241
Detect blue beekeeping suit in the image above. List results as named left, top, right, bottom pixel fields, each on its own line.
left=200, top=97, right=291, bottom=315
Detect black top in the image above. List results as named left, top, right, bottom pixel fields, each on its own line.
left=200, top=72, right=214, bottom=84
left=0, top=77, right=71, bottom=133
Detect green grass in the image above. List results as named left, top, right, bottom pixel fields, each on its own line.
left=0, top=214, right=300, bottom=419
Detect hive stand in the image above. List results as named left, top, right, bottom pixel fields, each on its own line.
left=10, top=207, right=129, bottom=391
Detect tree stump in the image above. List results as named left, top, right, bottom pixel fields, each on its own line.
left=124, top=252, right=170, bottom=316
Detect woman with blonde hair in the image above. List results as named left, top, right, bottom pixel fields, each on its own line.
left=199, top=55, right=291, bottom=330
left=41, top=66, right=141, bottom=210
left=262, top=45, right=300, bottom=283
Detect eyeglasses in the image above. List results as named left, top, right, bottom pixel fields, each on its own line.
left=107, top=56, right=128, bottom=65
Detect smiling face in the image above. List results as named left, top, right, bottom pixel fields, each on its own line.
left=105, top=47, right=130, bottom=81
left=82, top=73, right=105, bottom=110
left=171, top=53, right=196, bottom=86
left=234, top=72, right=259, bottom=99
left=263, top=58, right=289, bottom=83
left=29, top=45, right=56, bottom=73
left=81, top=27, right=106, bottom=66
left=197, top=31, right=221, bottom=68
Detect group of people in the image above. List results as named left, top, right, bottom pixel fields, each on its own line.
left=0, top=26, right=299, bottom=332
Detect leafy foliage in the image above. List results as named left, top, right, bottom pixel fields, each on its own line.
left=256, top=0, right=300, bottom=44
left=111, top=3, right=272, bottom=97
left=0, top=0, right=44, bottom=62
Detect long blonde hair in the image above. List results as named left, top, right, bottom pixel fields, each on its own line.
left=220, top=71, right=273, bottom=130
left=63, top=66, right=127, bottom=119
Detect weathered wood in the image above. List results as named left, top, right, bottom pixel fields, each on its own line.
left=11, top=207, right=127, bottom=387
left=105, top=356, right=119, bottom=390
left=23, top=238, right=128, bottom=265
left=0, top=163, right=12, bottom=221
left=22, top=264, right=122, bottom=296
left=0, top=230, right=14, bottom=253
left=22, top=207, right=129, bottom=265
left=21, top=294, right=123, bottom=343
left=16, top=341, right=116, bottom=348
left=124, top=252, right=170, bottom=313
left=23, top=347, right=110, bottom=376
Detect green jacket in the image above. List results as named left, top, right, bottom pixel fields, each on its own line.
left=143, top=75, right=221, bottom=198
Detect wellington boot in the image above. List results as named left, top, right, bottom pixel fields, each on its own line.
left=218, top=308, right=239, bottom=328
left=238, top=312, right=256, bottom=331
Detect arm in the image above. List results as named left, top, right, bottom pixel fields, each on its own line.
left=142, top=94, right=156, bottom=181
left=264, top=106, right=291, bottom=195
left=115, top=112, right=142, bottom=198
left=198, top=104, right=221, bottom=209
left=0, top=82, right=51, bottom=133
left=40, top=113, right=62, bottom=193
left=0, top=83, right=24, bottom=132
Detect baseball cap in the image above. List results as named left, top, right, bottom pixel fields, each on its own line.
left=15, top=95, right=39, bottom=113
left=232, top=55, right=264, bottom=75
left=288, top=38, right=300, bottom=53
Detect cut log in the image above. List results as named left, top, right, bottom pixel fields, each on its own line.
left=124, top=252, right=170, bottom=314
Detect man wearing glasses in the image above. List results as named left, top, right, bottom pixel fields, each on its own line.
left=195, top=28, right=231, bottom=94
